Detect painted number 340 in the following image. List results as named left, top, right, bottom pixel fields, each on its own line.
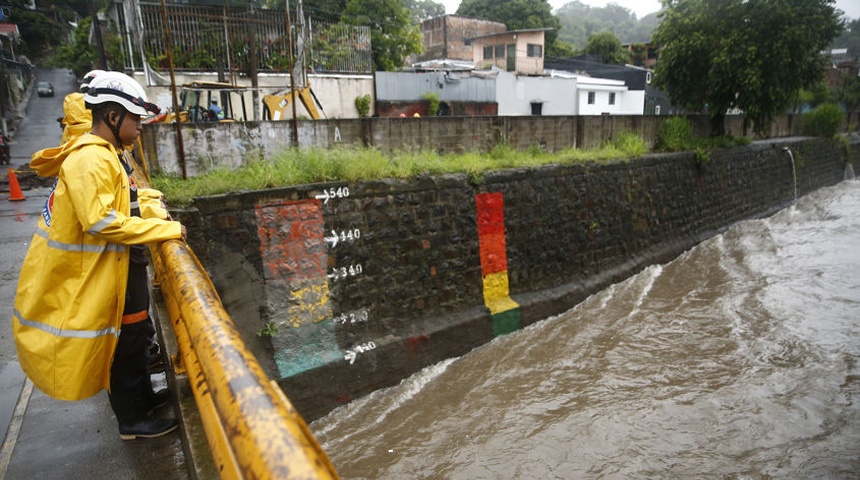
left=328, top=264, right=363, bottom=280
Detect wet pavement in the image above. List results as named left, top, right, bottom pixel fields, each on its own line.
left=0, top=69, right=191, bottom=480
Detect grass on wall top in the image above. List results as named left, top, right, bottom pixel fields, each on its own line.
left=152, top=132, right=650, bottom=206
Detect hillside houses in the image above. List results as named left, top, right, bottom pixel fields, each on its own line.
left=378, top=14, right=656, bottom=118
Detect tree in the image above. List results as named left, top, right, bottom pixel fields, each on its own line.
left=50, top=17, right=98, bottom=77
left=341, top=0, right=423, bottom=71
left=556, top=1, right=657, bottom=48
left=457, top=0, right=565, bottom=55
left=6, top=6, right=61, bottom=59
left=404, top=0, right=445, bottom=23
left=304, top=0, right=350, bottom=23
left=583, top=31, right=627, bottom=64
left=654, top=0, right=844, bottom=136
left=49, top=14, right=128, bottom=77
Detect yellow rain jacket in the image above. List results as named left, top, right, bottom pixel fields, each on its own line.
left=60, top=92, right=92, bottom=145
left=32, top=93, right=91, bottom=177
left=12, top=133, right=182, bottom=401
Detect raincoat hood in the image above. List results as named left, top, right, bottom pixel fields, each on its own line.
left=61, top=92, right=92, bottom=144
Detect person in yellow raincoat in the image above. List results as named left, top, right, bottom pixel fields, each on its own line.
left=56, top=69, right=103, bottom=145
left=12, top=71, right=186, bottom=440
left=38, top=71, right=167, bottom=370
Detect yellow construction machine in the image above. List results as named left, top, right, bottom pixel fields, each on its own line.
left=261, top=86, right=325, bottom=120
left=146, top=81, right=252, bottom=124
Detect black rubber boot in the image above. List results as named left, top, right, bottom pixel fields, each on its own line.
left=119, top=417, right=179, bottom=440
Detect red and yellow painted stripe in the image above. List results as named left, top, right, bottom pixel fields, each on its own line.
left=476, top=192, right=520, bottom=336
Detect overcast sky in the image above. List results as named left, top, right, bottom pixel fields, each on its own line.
left=437, top=0, right=860, bottom=22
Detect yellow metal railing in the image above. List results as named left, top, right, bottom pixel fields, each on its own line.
left=151, top=240, right=339, bottom=479
left=133, top=152, right=337, bottom=479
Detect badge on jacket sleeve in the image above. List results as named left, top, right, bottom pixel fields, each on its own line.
left=42, top=179, right=57, bottom=227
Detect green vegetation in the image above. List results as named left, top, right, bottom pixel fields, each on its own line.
left=653, top=0, right=844, bottom=136
left=803, top=103, right=845, bottom=138
left=257, top=321, right=280, bottom=338
left=152, top=133, right=649, bottom=206
left=341, top=0, right=423, bottom=71
left=583, top=31, right=628, bottom=64
left=422, top=92, right=440, bottom=116
left=355, top=94, right=372, bottom=118
left=656, top=116, right=751, bottom=158
left=656, top=116, right=696, bottom=151
left=556, top=1, right=659, bottom=49
left=403, top=0, right=445, bottom=23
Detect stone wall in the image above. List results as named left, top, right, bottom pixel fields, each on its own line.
left=175, top=137, right=858, bottom=420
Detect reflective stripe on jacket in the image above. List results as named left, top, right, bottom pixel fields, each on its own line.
left=12, top=133, right=182, bottom=401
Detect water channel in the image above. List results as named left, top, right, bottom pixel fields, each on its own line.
left=311, top=180, right=860, bottom=479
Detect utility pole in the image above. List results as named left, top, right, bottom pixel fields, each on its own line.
left=285, top=0, right=298, bottom=146
left=249, top=2, right=260, bottom=121
left=160, top=0, right=187, bottom=179
left=90, top=0, right=108, bottom=69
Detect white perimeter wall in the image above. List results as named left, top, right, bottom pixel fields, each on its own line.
left=495, top=73, right=578, bottom=116
left=132, top=72, right=374, bottom=120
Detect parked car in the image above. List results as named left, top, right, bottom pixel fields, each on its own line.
left=36, top=82, right=54, bottom=97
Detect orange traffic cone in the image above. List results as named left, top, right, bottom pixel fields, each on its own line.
left=8, top=167, right=25, bottom=201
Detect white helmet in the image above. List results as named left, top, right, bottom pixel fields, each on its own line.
left=79, top=69, right=106, bottom=92
left=84, top=71, right=160, bottom=116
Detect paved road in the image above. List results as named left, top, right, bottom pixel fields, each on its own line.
left=0, top=69, right=190, bottom=480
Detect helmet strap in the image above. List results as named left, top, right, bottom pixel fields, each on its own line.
left=103, top=109, right=126, bottom=147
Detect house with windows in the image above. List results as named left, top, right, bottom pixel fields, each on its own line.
left=418, top=15, right=506, bottom=63
left=545, top=56, right=674, bottom=115
left=472, top=28, right=550, bottom=75
left=379, top=15, right=647, bottom=117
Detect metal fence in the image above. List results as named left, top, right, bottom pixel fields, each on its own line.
left=134, top=1, right=371, bottom=74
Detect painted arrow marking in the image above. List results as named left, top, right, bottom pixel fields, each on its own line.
left=325, top=230, right=340, bottom=247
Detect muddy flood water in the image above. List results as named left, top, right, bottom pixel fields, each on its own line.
left=311, top=180, right=860, bottom=479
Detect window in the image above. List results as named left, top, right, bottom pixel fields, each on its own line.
left=495, top=45, right=505, bottom=58
left=609, top=93, right=616, bottom=105
left=483, top=46, right=493, bottom=59
left=587, top=92, right=595, bottom=104
left=527, top=44, right=542, bottom=58
left=530, top=102, right=543, bottom=116
left=646, top=71, right=652, bottom=84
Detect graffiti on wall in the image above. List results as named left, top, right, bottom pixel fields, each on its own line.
left=256, top=199, right=341, bottom=377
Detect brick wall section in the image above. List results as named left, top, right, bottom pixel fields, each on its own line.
left=175, top=138, right=858, bottom=420
left=419, top=16, right=507, bottom=62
